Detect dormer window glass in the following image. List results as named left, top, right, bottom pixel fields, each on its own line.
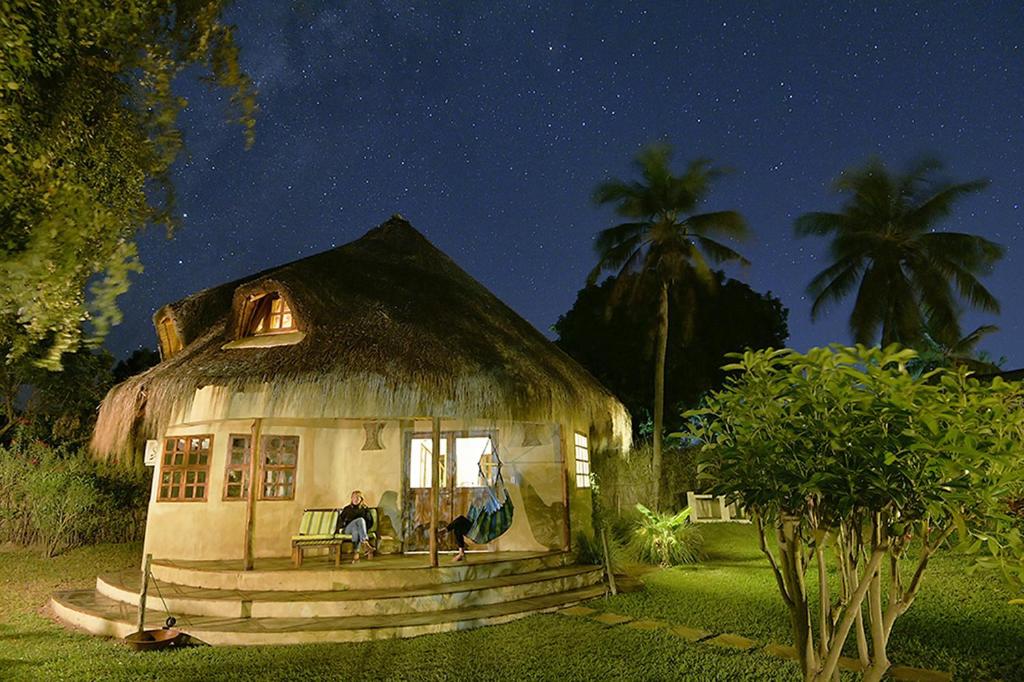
left=249, top=293, right=296, bottom=335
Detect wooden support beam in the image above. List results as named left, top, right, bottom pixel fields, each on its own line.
left=556, top=423, right=572, bottom=552
left=429, top=416, right=441, bottom=568
left=243, top=418, right=263, bottom=571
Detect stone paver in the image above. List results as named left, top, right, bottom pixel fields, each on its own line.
left=625, top=618, right=667, bottom=631
left=764, top=643, right=797, bottom=660
left=890, top=666, right=952, bottom=682
left=592, top=612, right=633, bottom=626
left=670, top=625, right=712, bottom=642
left=558, top=606, right=596, bottom=617
left=706, top=633, right=757, bottom=650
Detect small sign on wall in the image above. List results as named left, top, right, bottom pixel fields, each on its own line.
left=144, top=440, right=161, bottom=467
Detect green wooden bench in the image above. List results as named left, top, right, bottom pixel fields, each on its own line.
left=290, top=507, right=381, bottom=567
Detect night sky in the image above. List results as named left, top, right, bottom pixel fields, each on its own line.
left=105, top=3, right=1024, bottom=367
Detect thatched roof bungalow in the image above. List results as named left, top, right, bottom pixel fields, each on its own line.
left=93, top=216, right=630, bottom=564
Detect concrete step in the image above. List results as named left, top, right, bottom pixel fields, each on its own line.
left=96, top=564, right=604, bottom=618
left=150, top=550, right=572, bottom=592
left=51, top=583, right=607, bottom=645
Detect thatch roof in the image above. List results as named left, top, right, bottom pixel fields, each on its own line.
left=92, top=216, right=631, bottom=462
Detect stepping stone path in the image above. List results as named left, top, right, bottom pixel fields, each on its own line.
left=591, top=612, right=633, bottom=626
left=556, top=606, right=952, bottom=681
left=670, top=625, right=712, bottom=642
left=624, top=619, right=667, bottom=631
left=707, top=633, right=757, bottom=650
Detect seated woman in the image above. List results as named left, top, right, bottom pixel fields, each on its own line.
left=337, top=490, right=375, bottom=563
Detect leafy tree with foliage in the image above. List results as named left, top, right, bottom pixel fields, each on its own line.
left=0, top=1, right=256, bottom=370
left=795, top=157, right=1003, bottom=349
left=685, top=345, right=1024, bottom=682
left=589, top=143, right=749, bottom=509
left=555, top=270, right=787, bottom=435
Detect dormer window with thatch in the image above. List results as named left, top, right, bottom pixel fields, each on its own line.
left=248, top=293, right=295, bottom=335
left=156, top=315, right=183, bottom=359
left=222, top=290, right=305, bottom=350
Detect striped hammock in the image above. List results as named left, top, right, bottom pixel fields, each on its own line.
left=465, top=444, right=514, bottom=544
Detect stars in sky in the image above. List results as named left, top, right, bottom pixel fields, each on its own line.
left=107, top=3, right=1024, bottom=365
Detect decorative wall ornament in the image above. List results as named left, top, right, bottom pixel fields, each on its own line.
left=362, top=422, right=385, bottom=451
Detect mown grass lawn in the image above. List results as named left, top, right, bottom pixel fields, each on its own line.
left=1, top=524, right=1021, bottom=681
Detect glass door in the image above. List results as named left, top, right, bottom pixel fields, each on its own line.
left=404, top=431, right=497, bottom=551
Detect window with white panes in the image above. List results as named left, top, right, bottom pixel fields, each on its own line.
left=574, top=432, right=591, bottom=488
left=260, top=435, right=299, bottom=500
left=158, top=435, right=212, bottom=501
left=223, top=435, right=252, bottom=500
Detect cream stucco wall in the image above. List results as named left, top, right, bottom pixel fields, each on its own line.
left=143, top=413, right=597, bottom=562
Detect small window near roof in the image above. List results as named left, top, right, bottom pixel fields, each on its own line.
left=247, top=293, right=296, bottom=335
left=157, top=316, right=183, bottom=358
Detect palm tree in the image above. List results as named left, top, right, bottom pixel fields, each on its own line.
left=796, top=157, right=1004, bottom=347
left=589, top=144, right=749, bottom=509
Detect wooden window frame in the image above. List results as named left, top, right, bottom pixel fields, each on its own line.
left=222, top=434, right=252, bottom=501
left=574, top=432, right=591, bottom=489
left=258, top=435, right=300, bottom=501
left=250, top=293, right=296, bottom=336
left=158, top=435, right=213, bottom=502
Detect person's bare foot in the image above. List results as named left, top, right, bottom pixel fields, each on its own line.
left=452, top=550, right=465, bottom=563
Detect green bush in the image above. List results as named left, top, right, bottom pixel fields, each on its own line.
left=628, top=503, right=703, bottom=567
left=0, top=439, right=148, bottom=556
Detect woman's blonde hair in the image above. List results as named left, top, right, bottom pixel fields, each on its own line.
left=351, top=490, right=363, bottom=502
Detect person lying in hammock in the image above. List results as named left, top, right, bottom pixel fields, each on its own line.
left=338, top=490, right=375, bottom=563
left=440, top=515, right=472, bottom=563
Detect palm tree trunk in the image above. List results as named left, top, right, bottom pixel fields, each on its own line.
left=652, top=281, right=669, bottom=511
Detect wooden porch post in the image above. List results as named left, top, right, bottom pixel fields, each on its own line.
left=555, top=423, right=571, bottom=552
left=429, top=416, right=441, bottom=568
left=243, top=418, right=263, bottom=570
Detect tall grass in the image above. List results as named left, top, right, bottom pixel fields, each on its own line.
left=0, top=439, right=148, bottom=556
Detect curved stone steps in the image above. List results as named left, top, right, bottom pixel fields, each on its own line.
left=150, top=550, right=571, bottom=592
left=51, top=583, right=606, bottom=645
left=96, top=564, right=604, bottom=618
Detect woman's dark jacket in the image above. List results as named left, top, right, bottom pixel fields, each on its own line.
left=337, top=503, right=373, bottom=532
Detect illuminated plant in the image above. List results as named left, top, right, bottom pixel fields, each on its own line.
left=685, top=345, right=1024, bottom=682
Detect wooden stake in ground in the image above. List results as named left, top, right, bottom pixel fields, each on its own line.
left=136, top=553, right=152, bottom=634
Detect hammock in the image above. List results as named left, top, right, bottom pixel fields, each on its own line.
left=465, top=440, right=514, bottom=544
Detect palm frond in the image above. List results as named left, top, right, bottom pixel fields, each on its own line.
left=847, top=263, right=889, bottom=344
left=593, top=222, right=649, bottom=256
left=920, top=232, right=1004, bottom=270
left=794, top=211, right=847, bottom=237
left=694, top=235, right=750, bottom=266
left=808, top=259, right=863, bottom=320
left=906, top=180, right=990, bottom=232
left=951, top=324, right=1000, bottom=355
left=686, top=210, right=749, bottom=241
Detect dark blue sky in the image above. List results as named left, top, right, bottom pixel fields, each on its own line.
left=106, top=2, right=1024, bottom=366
